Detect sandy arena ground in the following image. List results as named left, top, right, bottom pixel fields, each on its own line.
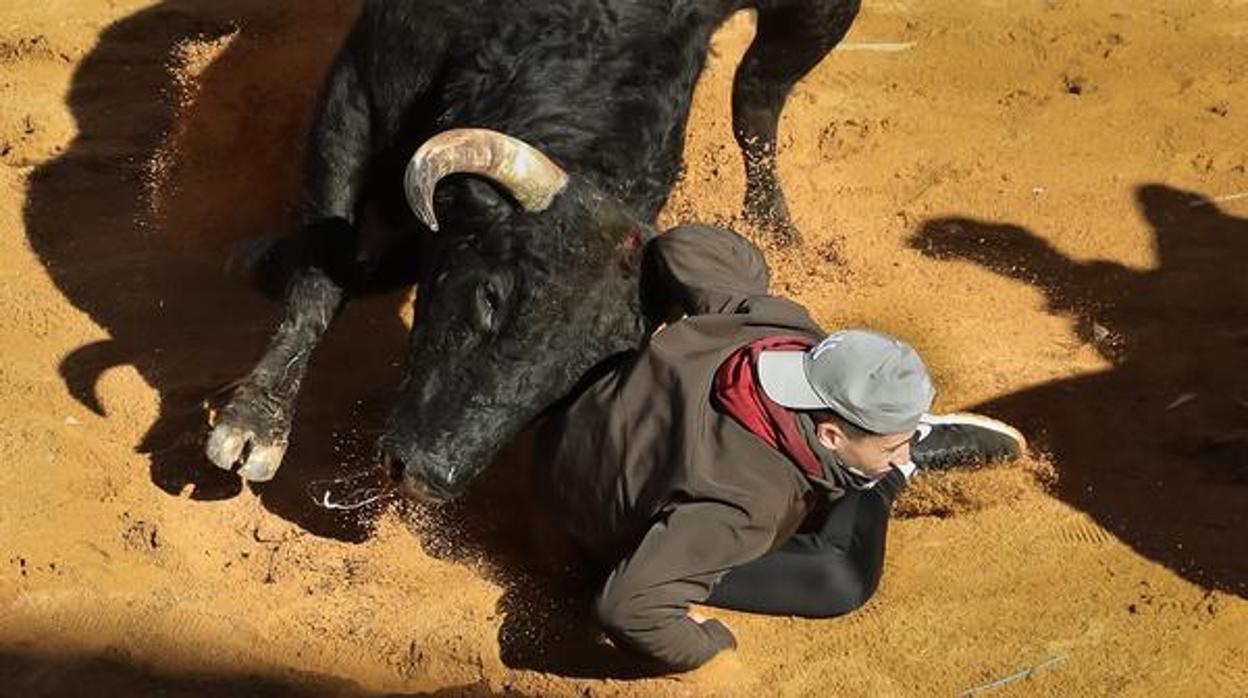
left=2, top=0, right=1247, bottom=695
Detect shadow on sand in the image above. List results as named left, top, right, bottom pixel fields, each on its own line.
left=910, top=184, right=1248, bottom=596
left=29, top=0, right=1242, bottom=686
left=0, top=649, right=536, bottom=698
left=405, top=430, right=671, bottom=680
left=22, top=0, right=667, bottom=681
left=23, top=0, right=392, bottom=543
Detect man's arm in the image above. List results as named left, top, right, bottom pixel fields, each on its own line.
left=593, top=500, right=775, bottom=672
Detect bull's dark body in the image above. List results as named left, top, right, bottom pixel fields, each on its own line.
left=206, top=0, right=860, bottom=498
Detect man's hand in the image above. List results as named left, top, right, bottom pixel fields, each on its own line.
left=667, top=642, right=751, bottom=686
left=687, top=610, right=733, bottom=635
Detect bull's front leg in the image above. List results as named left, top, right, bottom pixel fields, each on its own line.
left=205, top=260, right=344, bottom=481
left=204, top=39, right=380, bottom=481
left=732, top=0, right=860, bottom=245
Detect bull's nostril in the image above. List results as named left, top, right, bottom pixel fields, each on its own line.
left=387, top=455, right=405, bottom=484
left=374, top=440, right=457, bottom=503
left=392, top=466, right=454, bottom=504
left=376, top=444, right=405, bottom=484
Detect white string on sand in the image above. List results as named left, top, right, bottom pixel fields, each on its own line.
left=959, top=656, right=1065, bottom=696
left=836, top=41, right=916, bottom=52
left=308, top=471, right=389, bottom=511
left=317, top=489, right=386, bottom=511
left=1189, top=191, right=1248, bottom=207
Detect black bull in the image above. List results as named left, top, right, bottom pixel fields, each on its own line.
left=204, top=0, right=860, bottom=501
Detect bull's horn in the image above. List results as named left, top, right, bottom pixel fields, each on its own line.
left=404, top=128, right=570, bottom=232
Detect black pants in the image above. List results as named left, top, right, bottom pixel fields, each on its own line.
left=704, top=472, right=903, bottom=617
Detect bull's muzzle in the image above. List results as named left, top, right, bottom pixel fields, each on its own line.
left=382, top=447, right=458, bottom=504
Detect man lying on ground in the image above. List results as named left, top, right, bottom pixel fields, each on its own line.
left=536, top=225, right=1026, bottom=671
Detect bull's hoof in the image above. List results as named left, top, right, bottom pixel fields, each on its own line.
left=204, top=383, right=291, bottom=482
left=743, top=187, right=801, bottom=247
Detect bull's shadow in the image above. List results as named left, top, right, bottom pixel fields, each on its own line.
left=23, top=0, right=695, bottom=677
left=400, top=427, right=669, bottom=680
left=22, top=0, right=403, bottom=541
left=911, top=184, right=1248, bottom=596
left=0, top=649, right=535, bottom=697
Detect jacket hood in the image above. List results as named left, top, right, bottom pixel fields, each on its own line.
left=640, top=225, right=770, bottom=322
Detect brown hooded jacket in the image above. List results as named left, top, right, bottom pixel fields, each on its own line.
left=540, top=226, right=844, bottom=670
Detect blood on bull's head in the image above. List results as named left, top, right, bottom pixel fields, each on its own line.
left=381, top=129, right=649, bottom=502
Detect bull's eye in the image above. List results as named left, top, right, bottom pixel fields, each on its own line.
left=473, top=278, right=503, bottom=333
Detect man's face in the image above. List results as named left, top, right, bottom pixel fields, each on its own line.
left=818, top=421, right=914, bottom=480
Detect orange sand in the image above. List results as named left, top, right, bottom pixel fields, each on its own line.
left=2, top=1, right=1245, bottom=695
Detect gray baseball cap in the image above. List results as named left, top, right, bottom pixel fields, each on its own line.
left=757, top=329, right=935, bottom=434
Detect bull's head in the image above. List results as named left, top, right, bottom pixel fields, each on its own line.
left=381, top=129, right=649, bottom=502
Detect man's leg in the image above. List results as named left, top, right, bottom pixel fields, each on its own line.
left=911, top=412, right=1027, bottom=470
left=704, top=413, right=1027, bottom=616
left=704, top=470, right=904, bottom=617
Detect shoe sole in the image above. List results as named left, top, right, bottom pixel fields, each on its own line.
left=920, top=412, right=1028, bottom=453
